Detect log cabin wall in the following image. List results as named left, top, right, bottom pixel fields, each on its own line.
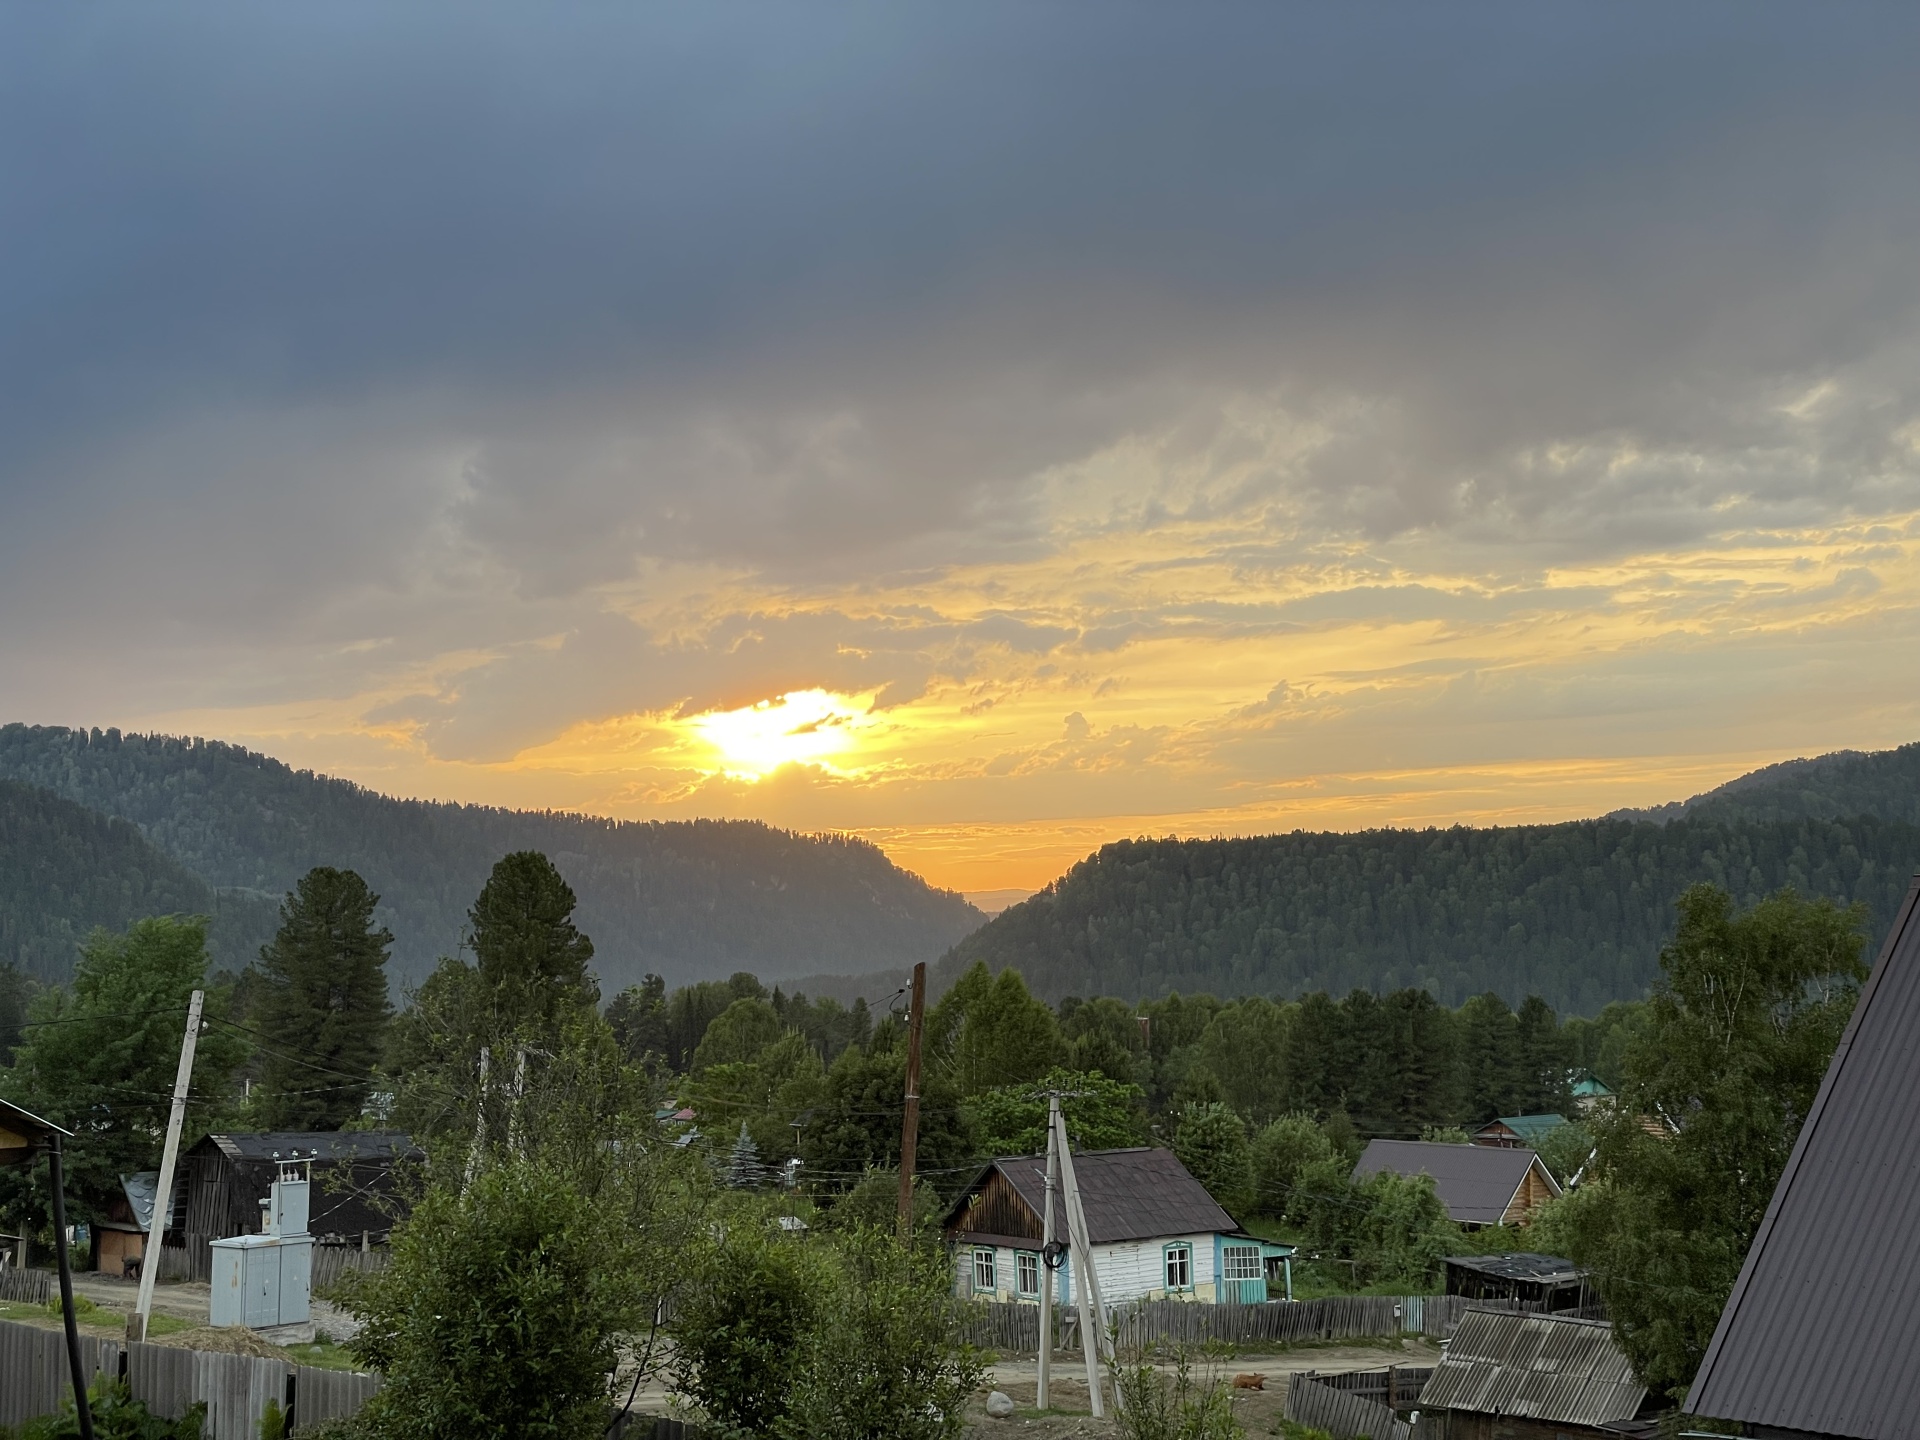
left=950, top=1168, right=1043, bottom=1242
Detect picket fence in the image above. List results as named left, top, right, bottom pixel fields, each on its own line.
left=309, top=1244, right=390, bottom=1293
left=0, top=1264, right=54, bottom=1304
left=956, top=1293, right=1543, bottom=1352
left=1286, top=1372, right=1411, bottom=1440
left=0, top=1319, right=382, bottom=1439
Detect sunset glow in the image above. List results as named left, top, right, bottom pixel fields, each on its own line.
left=682, top=690, right=874, bottom=780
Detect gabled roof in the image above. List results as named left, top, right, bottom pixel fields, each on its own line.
left=1571, top=1072, right=1615, bottom=1098
left=1419, top=1309, right=1646, bottom=1425
left=947, top=1147, right=1238, bottom=1244
left=191, top=1131, right=419, bottom=1163
left=1475, top=1114, right=1568, bottom=1143
left=1686, top=873, right=1920, bottom=1440
left=1353, top=1140, right=1559, bottom=1225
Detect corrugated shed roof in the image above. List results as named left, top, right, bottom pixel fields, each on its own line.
left=1419, top=1309, right=1646, bottom=1425
left=1477, top=1114, right=1569, bottom=1142
left=1685, top=873, right=1920, bottom=1440
left=1353, top=1140, right=1555, bottom=1225
left=1445, top=1253, right=1581, bottom=1284
left=961, top=1147, right=1239, bottom=1244
left=121, top=1171, right=159, bottom=1232
left=195, top=1131, right=419, bottom=1163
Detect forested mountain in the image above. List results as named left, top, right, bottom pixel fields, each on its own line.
left=0, top=779, right=274, bottom=983
left=0, top=725, right=981, bottom=990
left=938, top=814, right=1920, bottom=1012
left=1613, top=740, right=1920, bottom=828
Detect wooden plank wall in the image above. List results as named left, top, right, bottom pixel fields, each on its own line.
left=1285, top=1373, right=1412, bottom=1440
left=0, top=1264, right=53, bottom=1304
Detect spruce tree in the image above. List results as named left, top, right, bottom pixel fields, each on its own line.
left=726, top=1122, right=765, bottom=1189
left=469, top=851, right=598, bottom=1046
left=253, top=867, right=394, bottom=1130
left=1515, top=995, right=1572, bottom=1114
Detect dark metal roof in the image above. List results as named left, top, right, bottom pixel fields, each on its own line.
left=193, top=1131, right=419, bottom=1163
left=1685, top=873, right=1920, bottom=1440
left=1418, top=1309, right=1646, bottom=1425
left=953, top=1147, right=1238, bottom=1244
left=1353, top=1140, right=1557, bottom=1225
left=1446, top=1253, right=1582, bottom=1284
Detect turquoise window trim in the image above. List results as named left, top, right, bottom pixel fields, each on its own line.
left=1162, top=1240, right=1195, bottom=1293
left=1015, top=1249, right=1041, bottom=1298
left=972, top=1246, right=998, bottom=1294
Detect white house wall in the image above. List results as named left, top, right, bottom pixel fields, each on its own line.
left=955, top=1234, right=1223, bottom=1306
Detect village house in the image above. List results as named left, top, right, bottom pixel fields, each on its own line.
left=1353, top=1139, right=1560, bottom=1227
left=92, top=1172, right=159, bottom=1278
left=942, top=1147, right=1293, bottom=1306
left=1416, top=1308, right=1654, bottom=1439
left=1470, top=1114, right=1567, bottom=1149
left=171, top=1130, right=418, bottom=1279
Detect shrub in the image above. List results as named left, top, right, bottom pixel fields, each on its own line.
left=1111, top=1344, right=1242, bottom=1440
left=18, top=1377, right=205, bottom=1439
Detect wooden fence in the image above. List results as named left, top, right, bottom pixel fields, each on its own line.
left=958, top=1293, right=1501, bottom=1352
left=310, top=1244, right=390, bottom=1293
left=1286, top=1373, right=1411, bottom=1440
left=0, top=1263, right=54, bottom=1304
left=1301, top=1366, right=1434, bottom=1411
left=0, top=1319, right=382, bottom=1439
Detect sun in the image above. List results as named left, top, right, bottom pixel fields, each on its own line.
left=684, top=689, right=870, bottom=780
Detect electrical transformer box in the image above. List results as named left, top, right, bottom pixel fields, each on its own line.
left=209, top=1156, right=314, bottom=1330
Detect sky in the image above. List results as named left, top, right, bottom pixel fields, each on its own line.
left=6, top=5, right=1920, bottom=901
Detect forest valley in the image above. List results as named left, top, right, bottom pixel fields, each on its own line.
left=0, top=853, right=1876, bottom=1434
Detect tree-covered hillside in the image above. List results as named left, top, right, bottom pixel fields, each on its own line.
left=0, top=778, right=275, bottom=983
left=1614, top=740, right=1920, bottom=828
left=938, top=815, right=1920, bottom=1012
left=0, top=725, right=981, bottom=990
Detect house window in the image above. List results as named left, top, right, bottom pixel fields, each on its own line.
left=1223, top=1244, right=1262, bottom=1281
left=1016, top=1251, right=1040, bottom=1298
left=1164, top=1242, right=1193, bottom=1291
left=973, top=1247, right=997, bottom=1293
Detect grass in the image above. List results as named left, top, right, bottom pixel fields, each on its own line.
left=0, top=1298, right=195, bottom=1336
left=287, top=1335, right=367, bottom=1372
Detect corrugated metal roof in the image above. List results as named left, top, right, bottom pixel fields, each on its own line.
left=120, top=1171, right=159, bottom=1232
left=1445, top=1253, right=1581, bottom=1284
left=1476, top=1114, right=1569, bottom=1142
left=955, top=1147, right=1239, bottom=1244
left=1685, top=873, right=1920, bottom=1440
left=194, top=1130, right=418, bottom=1163
left=1353, top=1140, right=1555, bottom=1225
left=1418, top=1309, right=1646, bottom=1425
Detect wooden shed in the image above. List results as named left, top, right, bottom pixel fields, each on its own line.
left=1416, top=1309, right=1654, bottom=1439
left=171, top=1130, right=418, bottom=1279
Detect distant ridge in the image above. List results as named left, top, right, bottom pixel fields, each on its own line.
left=0, top=725, right=984, bottom=992
left=938, top=741, right=1920, bottom=1014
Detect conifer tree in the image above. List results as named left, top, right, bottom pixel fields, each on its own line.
left=253, top=867, right=394, bottom=1129
left=469, top=851, right=599, bottom=1045
left=726, top=1121, right=765, bottom=1189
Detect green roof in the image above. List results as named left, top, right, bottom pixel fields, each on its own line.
left=1480, top=1114, right=1568, bottom=1141
left=1571, top=1073, right=1616, bottom=1097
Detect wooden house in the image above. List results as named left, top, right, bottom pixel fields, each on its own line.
left=171, top=1131, right=418, bottom=1279
left=941, top=1146, right=1293, bottom=1306
left=1353, top=1140, right=1560, bottom=1227
left=1416, top=1309, right=1653, bottom=1439
left=1470, top=1114, right=1568, bottom=1149
left=92, top=1172, right=158, bottom=1278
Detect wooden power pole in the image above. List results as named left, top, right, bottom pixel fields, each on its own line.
left=896, top=961, right=927, bottom=1241
left=129, top=988, right=203, bottom=1343
left=1037, top=1095, right=1061, bottom=1410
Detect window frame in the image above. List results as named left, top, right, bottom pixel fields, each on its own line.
left=1015, top=1249, right=1041, bottom=1299
left=972, top=1246, right=998, bottom=1294
left=1162, top=1241, right=1194, bottom=1293
left=1222, top=1243, right=1262, bottom=1282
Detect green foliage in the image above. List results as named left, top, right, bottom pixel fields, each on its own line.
left=1545, top=884, right=1869, bottom=1403
left=800, top=1038, right=970, bottom=1190
left=824, top=1167, right=945, bottom=1239
left=1249, top=1114, right=1336, bottom=1216
left=1173, top=1103, right=1253, bottom=1217
left=692, top=998, right=784, bottom=1072
left=16, top=1376, right=205, bottom=1440
left=256, top=1399, right=286, bottom=1440
left=607, top=973, right=669, bottom=1066
left=0, top=916, right=248, bottom=1224
left=938, top=816, right=1920, bottom=1012
left=1194, top=998, right=1290, bottom=1122
left=345, top=1155, right=640, bottom=1440
left=1112, top=1345, right=1244, bottom=1440
left=1286, top=1155, right=1454, bottom=1291
left=945, top=964, right=1063, bottom=1095
left=1532, top=1120, right=1594, bottom=1185
left=963, top=1067, right=1149, bottom=1156
left=776, top=1226, right=985, bottom=1440
left=670, top=1223, right=830, bottom=1436
left=0, top=725, right=980, bottom=992
left=250, top=867, right=393, bottom=1129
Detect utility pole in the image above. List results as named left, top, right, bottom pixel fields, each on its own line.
left=1055, top=1103, right=1116, bottom=1418
left=129, top=988, right=202, bottom=1344
left=463, top=1045, right=490, bottom=1196
left=48, top=1134, right=95, bottom=1440
left=506, top=1046, right=528, bottom=1156
left=895, top=961, right=927, bottom=1242
left=1037, top=1096, right=1060, bottom=1410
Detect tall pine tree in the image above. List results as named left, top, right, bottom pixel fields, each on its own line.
left=253, top=867, right=394, bottom=1129
left=469, top=851, right=599, bottom=1047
